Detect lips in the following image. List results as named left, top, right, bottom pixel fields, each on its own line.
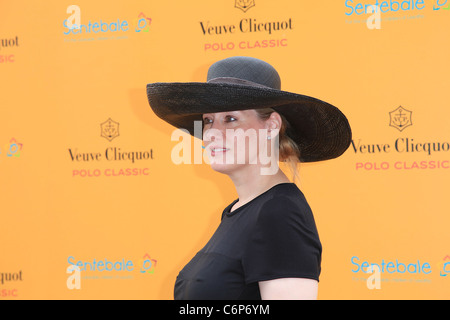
left=208, top=145, right=229, bottom=156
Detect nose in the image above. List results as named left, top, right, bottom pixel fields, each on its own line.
left=203, top=119, right=225, bottom=145
left=203, top=127, right=220, bottom=143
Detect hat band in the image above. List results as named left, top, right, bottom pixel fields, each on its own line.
left=207, top=77, right=273, bottom=89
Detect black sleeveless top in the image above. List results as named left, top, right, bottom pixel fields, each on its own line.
left=174, top=183, right=322, bottom=300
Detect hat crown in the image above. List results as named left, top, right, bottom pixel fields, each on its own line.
left=207, top=56, right=281, bottom=90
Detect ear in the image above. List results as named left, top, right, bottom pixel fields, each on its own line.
left=266, top=111, right=282, bottom=131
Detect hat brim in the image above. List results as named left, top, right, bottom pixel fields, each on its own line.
left=146, top=82, right=352, bottom=162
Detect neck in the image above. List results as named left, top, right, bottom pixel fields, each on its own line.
left=228, top=165, right=291, bottom=205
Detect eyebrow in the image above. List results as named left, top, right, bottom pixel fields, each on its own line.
left=203, top=111, right=240, bottom=117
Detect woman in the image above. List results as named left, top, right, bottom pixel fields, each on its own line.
left=146, top=56, right=351, bottom=300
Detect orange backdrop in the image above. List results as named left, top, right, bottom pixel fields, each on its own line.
left=1, top=0, right=449, bottom=299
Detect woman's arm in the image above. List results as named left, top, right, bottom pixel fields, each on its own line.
left=259, top=278, right=318, bottom=300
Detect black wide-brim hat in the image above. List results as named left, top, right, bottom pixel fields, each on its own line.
left=146, top=56, right=352, bottom=162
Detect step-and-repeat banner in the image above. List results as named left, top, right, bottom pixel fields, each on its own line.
left=1, top=1, right=449, bottom=300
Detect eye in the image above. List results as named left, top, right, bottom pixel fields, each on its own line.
left=203, top=117, right=212, bottom=125
left=202, top=115, right=237, bottom=125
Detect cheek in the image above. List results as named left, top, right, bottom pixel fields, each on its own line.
left=224, top=121, right=265, bottom=149
left=228, top=130, right=261, bottom=155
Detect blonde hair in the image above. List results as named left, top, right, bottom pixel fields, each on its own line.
left=255, top=108, right=301, bottom=183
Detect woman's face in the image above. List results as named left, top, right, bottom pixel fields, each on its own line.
left=202, top=110, right=279, bottom=175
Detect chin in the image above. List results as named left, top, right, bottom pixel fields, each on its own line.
left=209, top=162, right=242, bottom=175
left=207, top=151, right=259, bottom=174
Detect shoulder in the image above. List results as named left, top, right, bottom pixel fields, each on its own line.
left=257, top=186, right=314, bottom=226
left=252, top=201, right=318, bottom=243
